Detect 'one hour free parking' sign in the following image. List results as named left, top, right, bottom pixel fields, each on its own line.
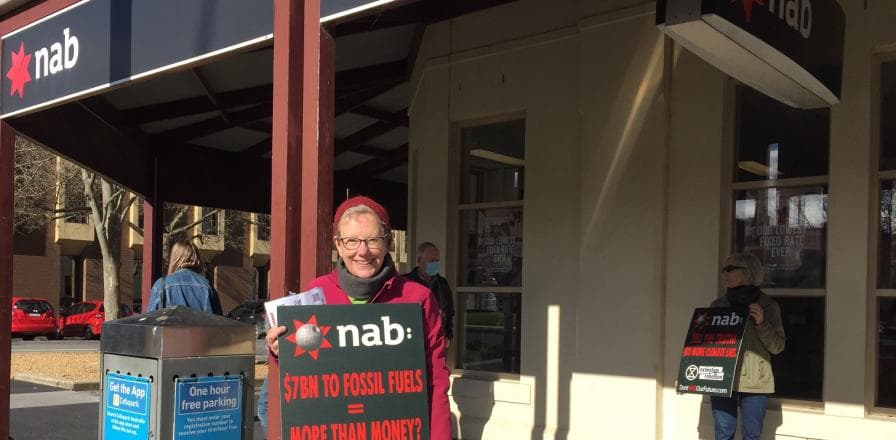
left=173, top=376, right=243, bottom=440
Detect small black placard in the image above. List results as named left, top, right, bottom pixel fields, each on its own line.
left=677, top=307, right=748, bottom=397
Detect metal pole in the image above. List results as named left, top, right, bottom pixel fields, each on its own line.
left=141, top=155, right=164, bottom=307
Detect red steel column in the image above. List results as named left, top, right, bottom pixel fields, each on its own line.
left=269, top=0, right=321, bottom=439
left=0, top=121, right=15, bottom=440
left=301, top=29, right=335, bottom=285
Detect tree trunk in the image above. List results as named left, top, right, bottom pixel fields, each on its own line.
left=82, top=170, right=123, bottom=321
left=103, top=255, right=120, bottom=320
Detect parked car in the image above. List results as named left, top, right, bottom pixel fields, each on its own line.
left=226, top=300, right=266, bottom=339
left=11, top=297, right=58, bottom=340
left=58, top=300, right=134, bottom=339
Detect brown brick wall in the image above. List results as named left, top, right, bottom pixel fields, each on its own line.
left=214, top=256, right=254, bottom=314
left=12, top=220, right=259, bottom=315
left=83, top=258, right=103, bottom=301
left=12, top=229, right=60, bottom=309
left=81, top=249, right=138, bottom=307
left=118, top=225, right=137, bottom=308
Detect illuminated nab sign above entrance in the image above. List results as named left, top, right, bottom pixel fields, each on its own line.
left=657, top=0, right=844, bottom=109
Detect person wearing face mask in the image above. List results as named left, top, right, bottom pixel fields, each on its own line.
left=709, top=252, right=785, bottom=440
left=403, top=242, right=454, bottom=343
left=263, top=196, right=450, bottom=440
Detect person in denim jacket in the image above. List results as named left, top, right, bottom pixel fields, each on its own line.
left=146, top=240, right=222, bottom=315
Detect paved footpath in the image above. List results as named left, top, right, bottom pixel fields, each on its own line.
left=10, top=379, right=267, bottom=439
left=10, top=380, right=99, bottom=440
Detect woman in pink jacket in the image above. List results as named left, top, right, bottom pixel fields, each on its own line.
left=265, top=195, right=451, bottom=440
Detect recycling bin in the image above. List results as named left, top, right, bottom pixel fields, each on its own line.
left=99, top=305, right=256, bottom=440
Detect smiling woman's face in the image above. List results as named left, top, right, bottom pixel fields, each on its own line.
left=334, top=212, right=388, bottom=279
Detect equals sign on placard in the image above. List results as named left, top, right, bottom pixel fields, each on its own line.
left=347, top=403, right=365, bottom=415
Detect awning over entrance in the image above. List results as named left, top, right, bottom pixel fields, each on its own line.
left=0, top=0, right=514, bottom=226
left=0, top=1, right=516, bottom=439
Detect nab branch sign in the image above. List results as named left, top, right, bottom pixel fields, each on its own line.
left=1, top=0, right=409, bottom=118
left=657, top=0, right=844, bottom=109
left=277, top=304, right=430, bottom=440
left=0, top=0, right=273, bottom=117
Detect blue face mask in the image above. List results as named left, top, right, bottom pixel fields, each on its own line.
left=424, top=261, right=440, bottom=276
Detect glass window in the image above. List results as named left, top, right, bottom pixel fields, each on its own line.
left=733, top=186, right=828, bottom=288
left=877, top=61, right=896, bottom=408
left=255, top=265, right=269, bottom=300
left=461, top=119, right=525, bottom=204
left=13, top=300, right=52, bottom=313
left=769, top=296, right=824, bottom=401
left=880, top=63, right=896, bottom=170
left=457, top=118, right=524, bottom=374
left=458, top=292, right=521, bottom=373
left=878, top=297, right=896, bottom=407
left=731, top=86, right=828, bottom=402
left=201, top=207, right=221, bottom=235
left=256, top=213, right=271, bottom=241
left=878, top=181, right=896, bottom=288
left=735, top=87, right=829, bottom=182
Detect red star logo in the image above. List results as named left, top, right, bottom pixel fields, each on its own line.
left=692, top=312, right=709, bottom=330
left=6, top=42, right=32, bottom=99
left=285, top=315, right=332, bottom=360
left=732, top=0, right=765, bottom=23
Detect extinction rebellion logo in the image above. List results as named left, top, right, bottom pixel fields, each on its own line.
left=732, top=0, right=813, bottom=39
left=5, top=27, right=80, bottom=98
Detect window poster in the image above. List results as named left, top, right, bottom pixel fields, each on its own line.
left=462, top=207, right=523, bottom=288
left=735, top=186, right=827, bottom=288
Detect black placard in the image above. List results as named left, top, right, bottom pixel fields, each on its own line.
left=277, top=303, right=430, bottom=440
left=676, top=307, right=748, bottom=397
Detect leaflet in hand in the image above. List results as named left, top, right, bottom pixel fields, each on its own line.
left=264, top=287, right=325, bottom=327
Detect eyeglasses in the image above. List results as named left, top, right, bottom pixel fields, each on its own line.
left=337, top=236, right=388, bottom=250
left=721, top=265, right=746, bottom=273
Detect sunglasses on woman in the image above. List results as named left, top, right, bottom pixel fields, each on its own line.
left=721, top=265, right=746, bottom=272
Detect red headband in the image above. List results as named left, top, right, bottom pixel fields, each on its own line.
left=332, top=195, right=390, bottom=235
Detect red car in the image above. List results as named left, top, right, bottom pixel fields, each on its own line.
left=58, top=300, right=133, bottom=339
left=11, top=297, right=58, bottom=340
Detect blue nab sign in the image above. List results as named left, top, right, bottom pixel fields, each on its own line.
left=173, top=376, right=243, bottom=440
left=103, top=373, right=151, bottom=440
left=0, top=0, right=411, bottom=117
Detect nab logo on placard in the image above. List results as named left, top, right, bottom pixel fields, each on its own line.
left=285, top=314, right=414, bottom=360
left=5, top=27, right=80, bottom=98
left=692, top=311, right=711, bottom=330
left=711, top=312, right=743, bottom=326
left=732, top=0, right=813, bottom=38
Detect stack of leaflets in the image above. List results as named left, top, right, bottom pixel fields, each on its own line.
left=263, top=287, right=326, bottom=327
